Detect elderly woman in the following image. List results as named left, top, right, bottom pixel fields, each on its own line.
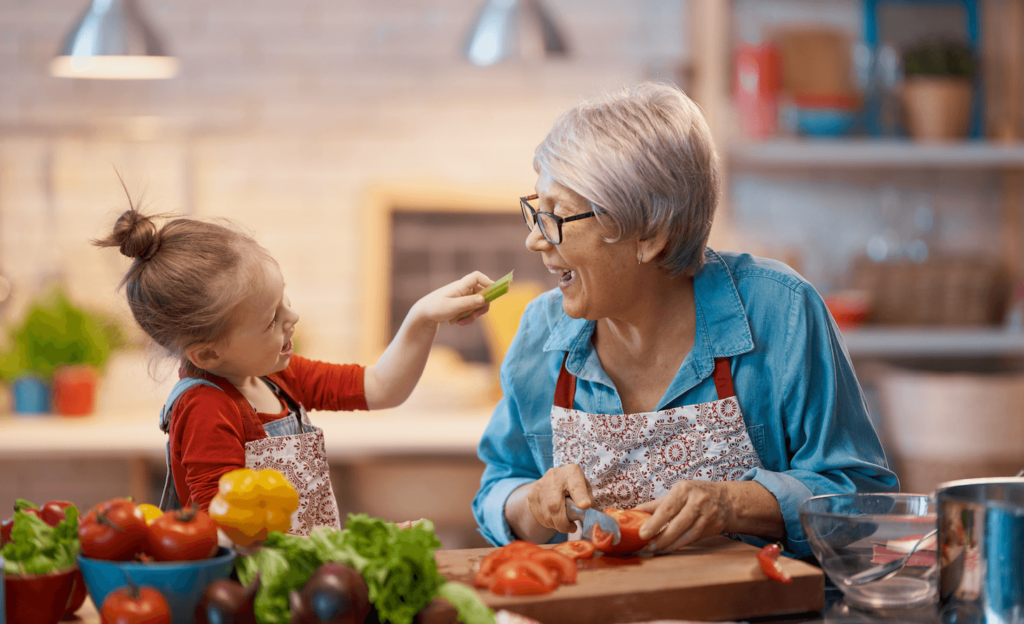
left=472, top=81, right=897, bottom=558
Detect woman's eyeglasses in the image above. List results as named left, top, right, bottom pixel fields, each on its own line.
left=520, top=194, right=597, bottom=245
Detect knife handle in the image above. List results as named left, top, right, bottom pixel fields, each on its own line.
left=564, top=497, right=585, bottom=522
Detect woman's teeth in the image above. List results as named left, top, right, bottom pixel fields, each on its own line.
left=560, top=270, right=575, bottom=284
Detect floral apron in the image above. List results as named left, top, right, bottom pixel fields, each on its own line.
left=551, top=355, right=764, bottom=510
left=159, top=377, right=340, bottom=535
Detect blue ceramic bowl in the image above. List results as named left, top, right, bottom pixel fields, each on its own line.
left=794, top=107, right=857, bottom=137
left=77, top=548, right=236, bottom=624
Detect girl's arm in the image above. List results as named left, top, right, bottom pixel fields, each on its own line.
left=363, top=271, right=493, bottom=410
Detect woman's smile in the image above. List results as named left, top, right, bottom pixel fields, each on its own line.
left=549, top=264, right=578, bottom=288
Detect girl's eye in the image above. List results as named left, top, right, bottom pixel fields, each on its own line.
left=268, top=316, right=278, bottom=329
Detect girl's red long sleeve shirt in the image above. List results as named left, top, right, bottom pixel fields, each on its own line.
left=167, top=355, right=367, bottom=510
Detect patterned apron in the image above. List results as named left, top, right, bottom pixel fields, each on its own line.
left=551, top=355, right=764, bottom=510
left=159, top=377, right=340, bottom=536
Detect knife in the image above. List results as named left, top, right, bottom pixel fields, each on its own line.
left=565, top=498, right=620, bottom=545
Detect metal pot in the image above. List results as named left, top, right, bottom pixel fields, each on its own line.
left=936, top=477, right=1024, bottom=624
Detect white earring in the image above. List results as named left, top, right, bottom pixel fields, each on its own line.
left=638, top=253, right=643, bottom=265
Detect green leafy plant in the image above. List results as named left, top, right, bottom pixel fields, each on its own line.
left=0, top=286, right=125, bottom=381
left=903, top=41, right=976, bottom=79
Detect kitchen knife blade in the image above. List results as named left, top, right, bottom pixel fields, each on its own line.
left=565, top=498, right=620, bottom=545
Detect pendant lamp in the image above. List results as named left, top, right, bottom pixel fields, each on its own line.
left=463, top=0, right=569, bottom=67
left=50, top=0, right=178, bottom=80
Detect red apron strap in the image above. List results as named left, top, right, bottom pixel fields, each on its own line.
left=712, top=357, right=736, bottom=400
left=553, top=352, right=577, bottom=410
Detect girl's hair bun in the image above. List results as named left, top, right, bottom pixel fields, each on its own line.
left=106, top=210, right=160, bottom=260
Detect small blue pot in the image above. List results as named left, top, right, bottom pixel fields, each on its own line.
left=11, top=376, right=49, bottom=414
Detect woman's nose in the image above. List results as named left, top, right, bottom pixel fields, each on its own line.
left=525, top=223, right=551, bottom=253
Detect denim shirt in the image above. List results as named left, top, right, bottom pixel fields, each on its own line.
left=472, top=248, right=898, bottom=557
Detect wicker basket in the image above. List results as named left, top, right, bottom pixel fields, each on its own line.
left=849, top=255, right=1011, bottom=326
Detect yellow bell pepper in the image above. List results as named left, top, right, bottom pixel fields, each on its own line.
left=136, top=503, right=164, bottom=525
left=208, top=468, right=299, bottom=546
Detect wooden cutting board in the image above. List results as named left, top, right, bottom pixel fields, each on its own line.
left=419, top=536, right=824, bottom=624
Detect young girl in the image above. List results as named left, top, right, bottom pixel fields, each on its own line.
left=95, top=207, right=494, bottom=535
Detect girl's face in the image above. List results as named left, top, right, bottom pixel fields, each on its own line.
left=214, top=261, right=300, bottom=380
left=527, top=170, right=638, bottom=321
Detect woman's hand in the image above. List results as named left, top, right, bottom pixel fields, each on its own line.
left=633, top=480, right=735, bottom=553
left=527, top=464, right=596, bottom=535
left=412, top=271, right=493, bottom=326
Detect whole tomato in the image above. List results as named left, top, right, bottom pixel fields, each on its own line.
left=63, top=569, right=88, bottom=620
left=79, top=499, right=148, bottom=561
left=100, top=583, right=171, bottom=624
left=147, top=503, right=219, bottom=562
left=41, top=500, right=75, bottom=527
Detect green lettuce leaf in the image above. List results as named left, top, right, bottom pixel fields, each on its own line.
left=1, top=504, right=79, bottom=576
left=437, top=582, right=496, bottom=624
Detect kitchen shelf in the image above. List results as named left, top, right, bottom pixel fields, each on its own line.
left=729, top=139, right=1024, bottom=169
left=842, top=326, right=1024, bottom=358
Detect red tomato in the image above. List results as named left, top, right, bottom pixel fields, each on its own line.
left=40, top=501, right=74, bottom=527
left=552, top=540, right=596, bottom=561
left=0, top=516, right=12, bottom=546
left=100, top=584, right=171, bottom=624
left=757, top=543, right=792, bottom=584
left=147, top=504, right=219, bottom=562
left=527, top=549, right=577, bottom=584
left=591, top=507, right=654, bottom=555
left=474, top=541, right=543, bottom=588
left=488, top=559, right=558, bottom=596
left=64, top=569, right=88, bottom=619
left=79, top=499, right=148, bottom=561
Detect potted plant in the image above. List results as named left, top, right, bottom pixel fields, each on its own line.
left=901, top=41, right=976, bottom=141
left=0, top=286, right=121, bottom=416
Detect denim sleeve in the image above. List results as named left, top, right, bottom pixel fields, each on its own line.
left=472, top=301, right=551, bottom=546
left=741, top=281, right=898, bottom=558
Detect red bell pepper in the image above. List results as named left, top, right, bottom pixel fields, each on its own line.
left=757, top=542, right=792, bottom=584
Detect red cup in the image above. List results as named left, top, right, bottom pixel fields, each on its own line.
left=4, top=567, right=77, bottom=624
left=52, top=365, right=99, bottom=417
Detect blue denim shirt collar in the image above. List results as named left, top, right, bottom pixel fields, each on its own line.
left=540, top=248, right=754, bottom=406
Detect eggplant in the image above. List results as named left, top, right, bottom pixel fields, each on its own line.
left=195, top=573, right=260, bottom=624
left=290, top=562, right=370, bottom=624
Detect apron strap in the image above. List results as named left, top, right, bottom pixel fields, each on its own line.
left=158, top=377, right=222, bottom=511
left=712, top=357, right=736, bottom=400
left=553, top=352, right=737, bottom=411
left=553, top=352, right=577, bottom=410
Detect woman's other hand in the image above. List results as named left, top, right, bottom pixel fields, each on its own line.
left=528, top=464, right=596, bottom=534
left=633, top=480, right=735, bottom=553
left=413, top=271, right=493, bottom=326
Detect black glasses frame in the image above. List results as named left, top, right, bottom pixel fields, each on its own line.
left=520, top=194, right=597, bottom=245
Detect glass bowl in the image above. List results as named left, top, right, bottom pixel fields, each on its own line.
left=799, top=493, right=938, bottom=610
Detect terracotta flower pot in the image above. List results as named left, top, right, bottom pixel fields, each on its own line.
left=902, top=76, right=973, bottom=141
left=4, top=566, right=77, bottom=624
left=52, top=365, right=99, bottom=417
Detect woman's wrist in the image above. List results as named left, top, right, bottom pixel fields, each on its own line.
left=724, top=481, right=785, bottom=540
left=504, top=483, right=556, bottom=544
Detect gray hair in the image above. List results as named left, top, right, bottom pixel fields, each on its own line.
left=533, top=81, right=721, bottom=277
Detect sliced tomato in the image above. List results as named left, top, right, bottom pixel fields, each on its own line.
left=488, top=559, right=558, bottom=596
left=527, top=549, right=577, bottom=584
left=474, top=540, right=543, bottom=588
left=591, top=507, right=654, bottom=555
left=552, top=540, right=596, bottom=561
left=757, top=543, right=792, bottom=584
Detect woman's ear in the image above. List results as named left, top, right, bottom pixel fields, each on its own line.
left=637, top=233, right=670, bottom=265
left=186, top=344, right=221, bottom=370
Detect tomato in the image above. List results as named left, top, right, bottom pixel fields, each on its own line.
left=100, top=583, right=171, bottom=624
left=0, top=516, right=12, bottom=546
left=40, top=501, right=74, bottom=527
left=757, top=543, right=792, bottom=584
left=147, top=504, right=219, bottom=562
left=474, top=541, right=543, bottom=588
left=64, top=569, right=88, bottom=619
left=488, top=559, right=558, bottom=596
left=79, top=499, right=148, bottom=561
left=552, top=540, right=596, bottom=561
left=527, top=549, right=577, bottom=584
left=591, top=507, right=654, bottom=555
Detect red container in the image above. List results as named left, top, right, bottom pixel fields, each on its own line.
left=4, top=567, right=77, bottom=624
left=52, top=365, right=99, bottom=417
left=734, top=42, right=782, bottom=139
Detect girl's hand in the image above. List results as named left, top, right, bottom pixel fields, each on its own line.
left=633, top=480, right=735, bottom=553
left=412, top=271, right=494, bottom=326
left=527, top=464, right=595, bottom=535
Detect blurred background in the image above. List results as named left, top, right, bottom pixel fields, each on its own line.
left=1, top=0, right=1023, bottom=549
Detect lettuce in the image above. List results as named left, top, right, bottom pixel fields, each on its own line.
left=237, top=514, right=493, bottom=624
left=1, top=505, right=80, bottom=576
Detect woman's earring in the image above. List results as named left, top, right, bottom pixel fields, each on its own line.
left=637, top=253, right=643, bottom=265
